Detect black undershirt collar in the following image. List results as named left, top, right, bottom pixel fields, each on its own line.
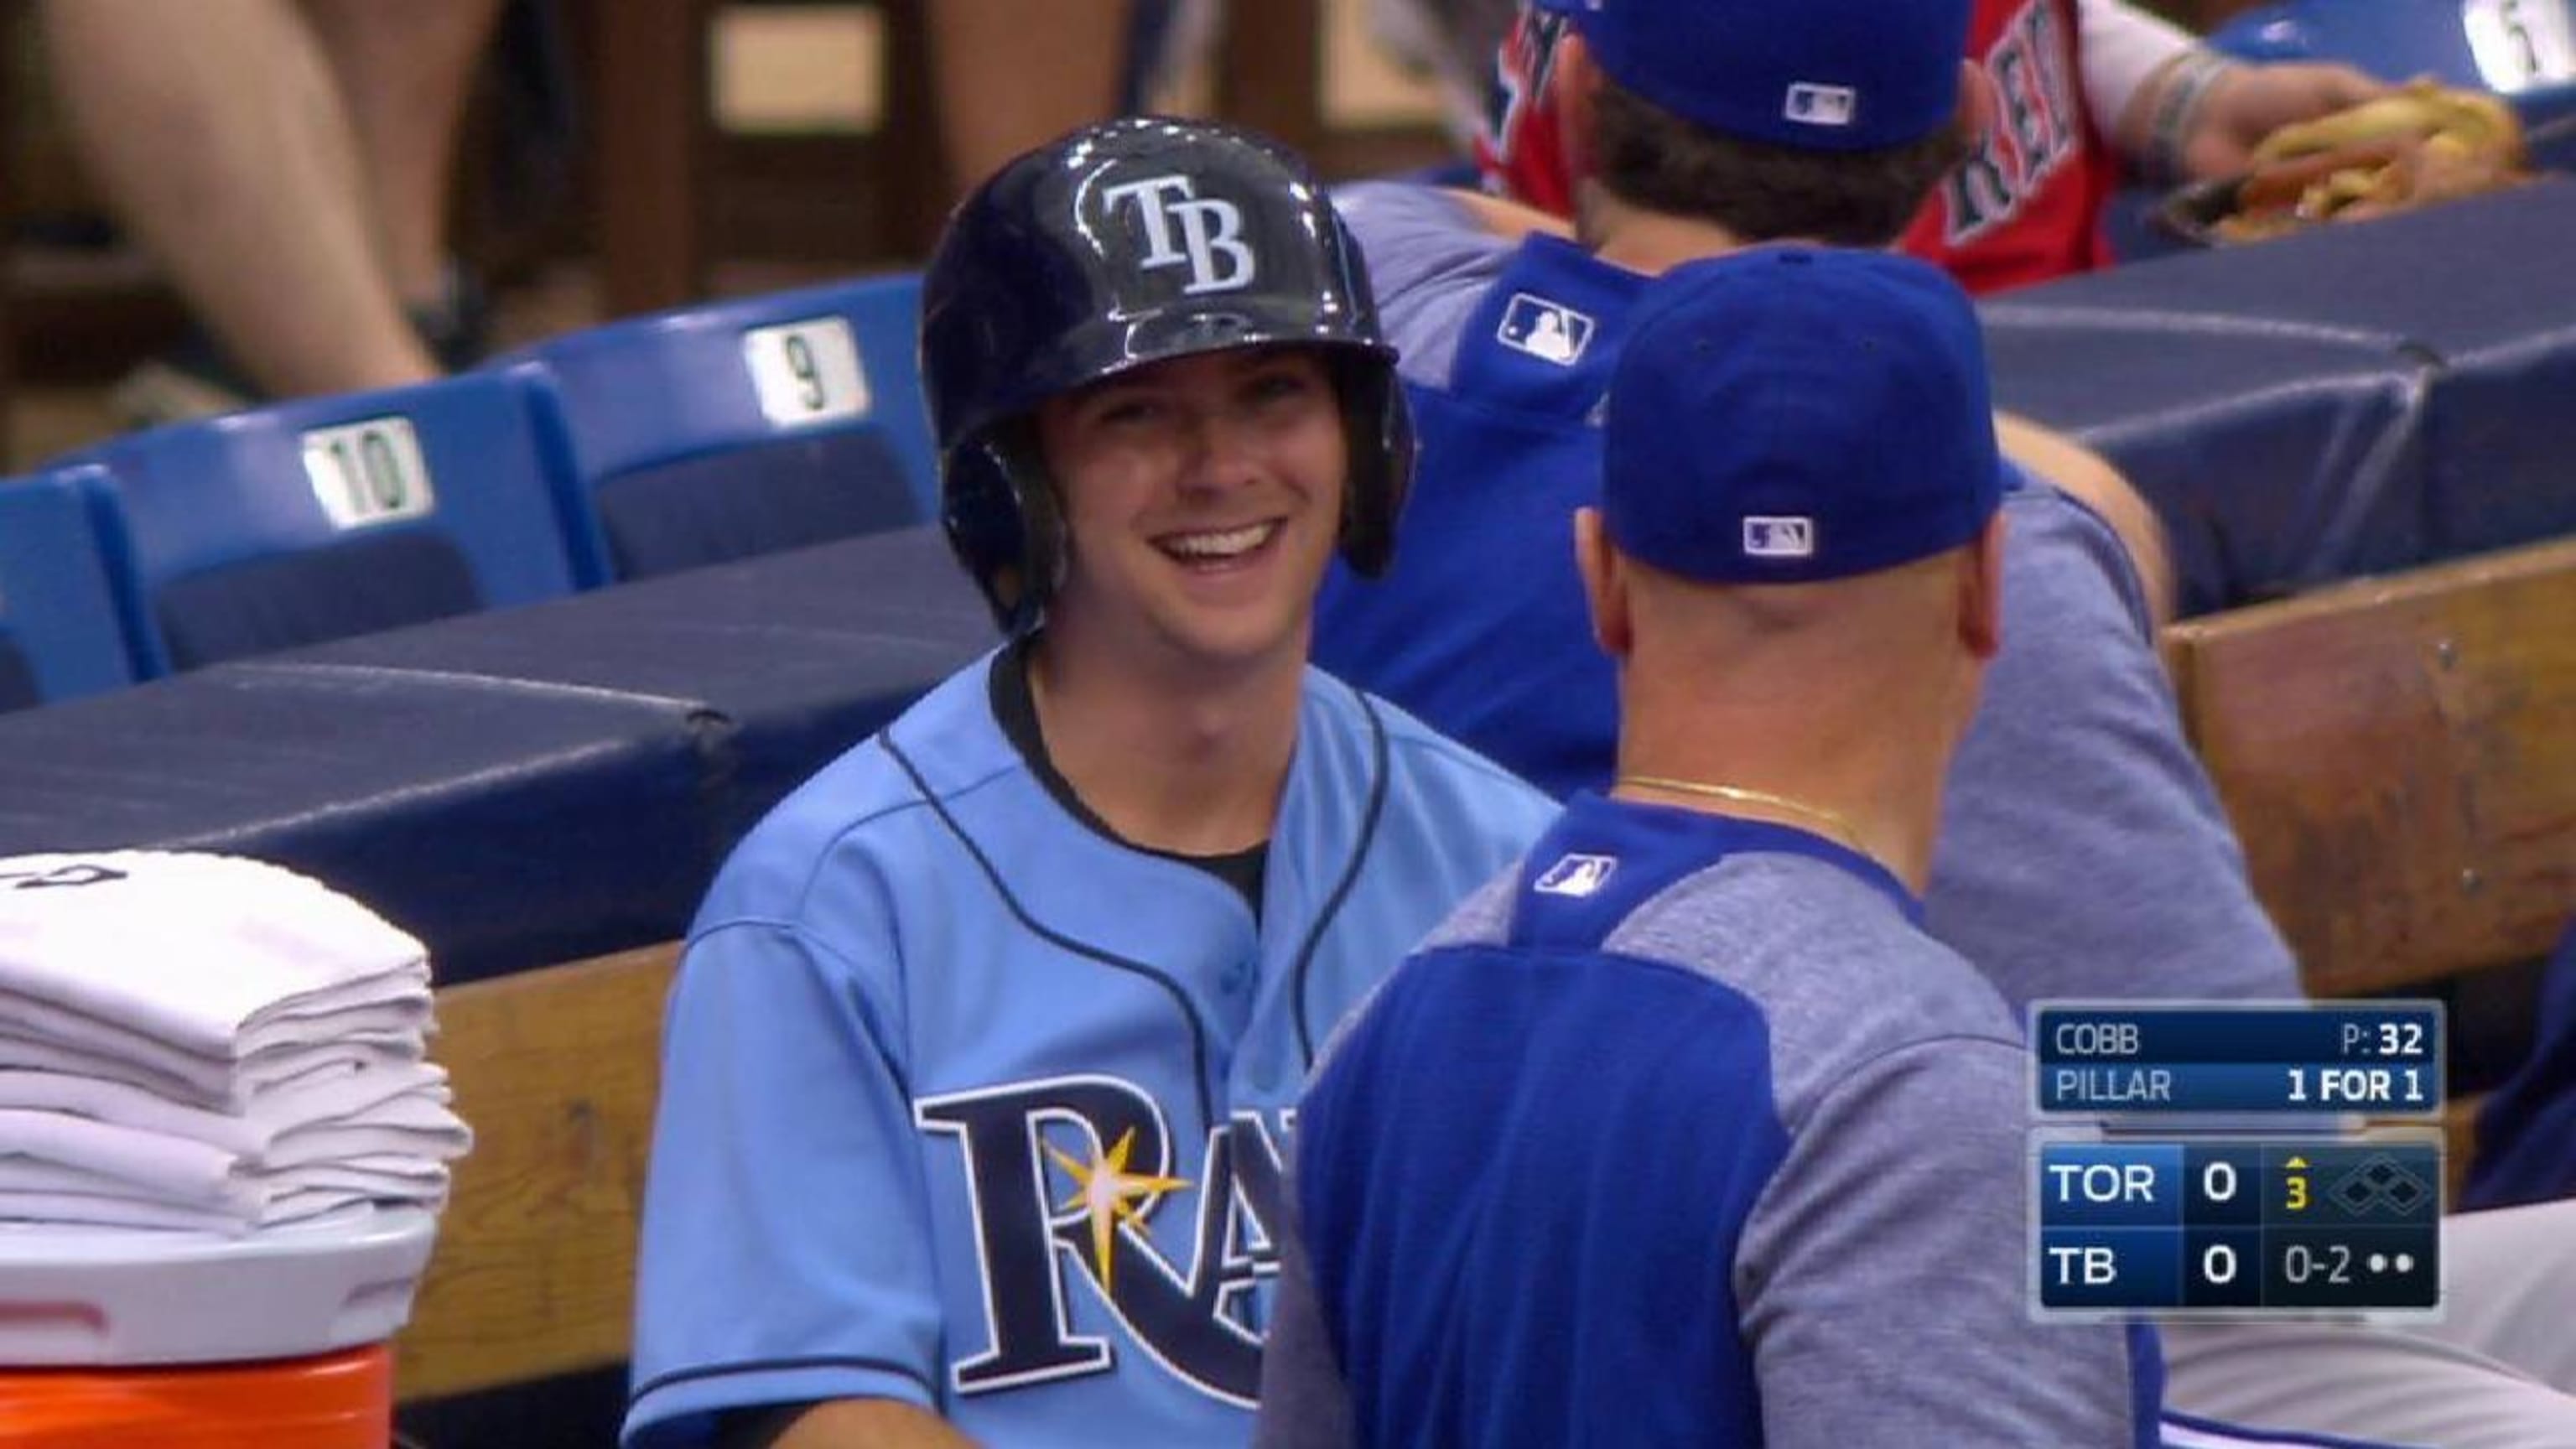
left=989, top=639, right=1271, bottom=922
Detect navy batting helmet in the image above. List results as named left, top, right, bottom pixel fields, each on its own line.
left=920, top=116, right=1413, bottom=636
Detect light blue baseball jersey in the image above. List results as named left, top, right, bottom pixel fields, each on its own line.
left=1256, top=793, right=2155, bottom=1448
left=623, top=651, right=1554, bottom=1448
left=1313, top=180, right=2301, bottom=1015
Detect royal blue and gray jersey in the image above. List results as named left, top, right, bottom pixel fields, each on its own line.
left=623, top=653, right=1554, bottom=1448
left=1313, top=180, right=2299, bottom=1015
left=1256, top=792, right=2155, bottom=1448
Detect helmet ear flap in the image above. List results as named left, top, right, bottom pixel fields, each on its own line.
left=940, top=424, right=1065, bottom=637
left=1332, top=355, right=1415, bottom=579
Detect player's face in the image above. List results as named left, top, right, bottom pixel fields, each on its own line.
left=1036, top=345, right=1346, bottom=677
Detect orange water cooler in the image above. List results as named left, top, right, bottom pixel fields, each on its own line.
left=0, top=1205, right=436, bottom=1447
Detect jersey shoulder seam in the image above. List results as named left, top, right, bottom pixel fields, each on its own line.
left=787, top=735, right=1031, bottom=918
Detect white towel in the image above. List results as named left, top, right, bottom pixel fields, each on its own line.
left=0, top=1062, right=451, bottom=1157
left=0, top=1156, right=447, bottom=1212
left=0, top=1027, right=424, bottom=1112
left=0, top=1108, right=243, bottom=1207
left=266, top=1092, right=470, bottom=1168
left=0, top=852, right=432, bottom=1058
left=272, top=1158, right=450, bottom=1204
left=0, top=851, right=472, bottom=1235
left=0, top=1112, right=460, bottom=1227
left=0, top=1185, right=368, bottom=1233
left=0, top=989, right=428, bottom=1083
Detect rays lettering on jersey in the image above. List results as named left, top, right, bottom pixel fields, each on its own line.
left=1100, top=176, right=1258, bottom=295
left=915, top=1074, right=1289, bottom=1406
left=1941, top=0, right=2080, bottom=247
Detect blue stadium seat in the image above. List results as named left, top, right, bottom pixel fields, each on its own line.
left=0, top=472, right=135, bottom=712
left=2211, top=0, right=2576, bottom=97
left=66, top=372, right=579, bottom=677
left=501, top=273, right=937, bottom=588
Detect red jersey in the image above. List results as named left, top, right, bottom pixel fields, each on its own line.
left=1474, top=0, right=2123, bottom=294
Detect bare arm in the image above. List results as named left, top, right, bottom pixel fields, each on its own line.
left=1994, top=411, right=2176, bottom=628
left=928, top=0, right=1131, bottom=199
left=743, top=1398, right=983, bottom=1449
left=1441, top=186, right=1576, bottom=242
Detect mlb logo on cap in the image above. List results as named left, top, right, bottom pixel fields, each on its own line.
left=1498, top=293, right=1596, bottom=366
left=1743, top=517, right=1817, bottom=559
left=1784, top=83, right=1857, bottom=127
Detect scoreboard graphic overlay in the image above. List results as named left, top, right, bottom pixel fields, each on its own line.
left=2028, top=1002, right=2444, bottom=1318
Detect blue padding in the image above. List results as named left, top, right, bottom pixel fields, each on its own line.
left=503, top=273, right=937, bottom=587
left=2210, top=0, right=2576, bottom=95
left=1989, top=180, right=2576, bottom=614
left=591, top=431, right=919, bottom=579
left=0, top=650, right=31, bottom=714
left=67, top=372, right=579, bottom=677
left=1984, top=303, right=2427, bottom=615
left=2464, top=917, right=2576, bottom=1211
left=0, top=665, right=717, bottom=984
left=258, top=524, right=997, bottom=849
left=149, top=525, right=482, bottom=673
left=0, top=474, right=134, bottom=711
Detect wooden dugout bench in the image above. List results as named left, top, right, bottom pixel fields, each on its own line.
left=398, top=535, right=2576, bottom=1403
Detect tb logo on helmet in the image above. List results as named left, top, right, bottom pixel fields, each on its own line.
left=1100, top=175, right=1259, bottom=295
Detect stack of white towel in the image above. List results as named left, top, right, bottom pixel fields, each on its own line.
left=0, top=851, right=470, bottom=1233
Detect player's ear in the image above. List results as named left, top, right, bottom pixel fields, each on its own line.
left=1574, top=507, right=1632, bottom=658
left=1554, top=30, right=1606, bottom=179
left=1957, top=512, right=2007, bottom=661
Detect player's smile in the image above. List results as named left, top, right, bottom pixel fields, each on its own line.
left=1154, top=518, right=1285, bottom=569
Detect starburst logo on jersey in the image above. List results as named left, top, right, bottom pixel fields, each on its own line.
left=1045, top=1126, right=1192, bottom=1294
left=1498, top=293, right=1595, bottom=366
left=1100, top=175, right=1259, bottom=295
left=916, top=1074, right=1288, bottom=1406
left=1534, top=852, right=1618, bottom=898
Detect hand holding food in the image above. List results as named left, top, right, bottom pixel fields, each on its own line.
left=2214, top=81, right=2532, bottom=242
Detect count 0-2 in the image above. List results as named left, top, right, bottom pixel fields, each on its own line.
left=2284, top=1065, right=2428, bottom=1104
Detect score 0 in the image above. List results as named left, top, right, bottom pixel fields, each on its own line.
left=2181, top=1144, right=2262, bottom=1307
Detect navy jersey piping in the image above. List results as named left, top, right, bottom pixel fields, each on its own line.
left=877, top=730, right=1224, bottom=1134
left=1290, top=682, right=1392, bottom=1066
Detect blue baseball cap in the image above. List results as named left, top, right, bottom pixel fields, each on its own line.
left=1602, top=247, right=2002, bottom=585
left=1531, top=0, right=1971, bottom=151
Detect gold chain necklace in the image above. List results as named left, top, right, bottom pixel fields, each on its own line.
left=1612, top=773, right=1872, bottom=860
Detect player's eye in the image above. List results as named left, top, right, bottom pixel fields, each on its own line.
left=1243, top=366, right=1323, bottom=408
left=1088, top=392, right=1168, bottom=428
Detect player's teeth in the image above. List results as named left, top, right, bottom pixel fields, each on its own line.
left=1165, top=523, right=1272, bottom=558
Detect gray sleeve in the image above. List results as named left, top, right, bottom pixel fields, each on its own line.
left=1927, top=487, right=2303, bottom=1010
left=1332, top=181, right=1512, bottom=388
left=1252, top=1182, right=1358, bottom=1449
left=1737, top=1036, right=2139, bottom=1448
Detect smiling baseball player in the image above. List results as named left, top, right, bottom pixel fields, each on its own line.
left=621, top=118, right=1553, bottom=1449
